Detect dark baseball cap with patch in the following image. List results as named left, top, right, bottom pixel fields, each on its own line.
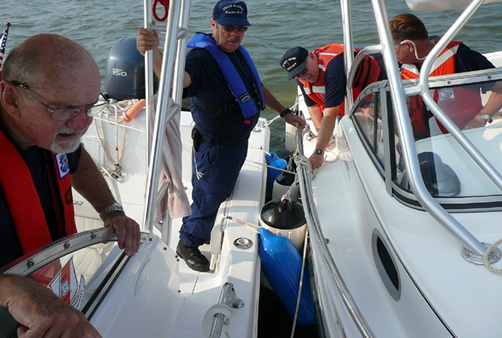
left=213, top=0, right=250, bottom=26
left=280, top=46, right=309, bottom=81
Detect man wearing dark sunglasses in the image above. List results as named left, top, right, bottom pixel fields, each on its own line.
left=280, top=45, right=385, bottom=169
left=0, top=34, right=141, bottom=337
left=137, top=0, right=305, bottom=272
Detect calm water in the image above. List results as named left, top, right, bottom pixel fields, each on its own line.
left=1, top=0, right=501, bottom=150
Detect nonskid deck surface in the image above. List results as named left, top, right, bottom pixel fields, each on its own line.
left=77, top=108, right=270, bottom=336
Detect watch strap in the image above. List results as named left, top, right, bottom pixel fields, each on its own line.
left=280, top=108, right=292, bottom=118
left=479, top=113, right=493, bottom=124
left=99, top=202, right=124, bottom=219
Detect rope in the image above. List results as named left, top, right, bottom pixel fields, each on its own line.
left=194, top=146, right=205, bottom=180
left=483, top=238, right=502, bottom=274
left=225, top=216, right=260, bottom=232
left=94, top=100, right=136, bottom=182
left=290, top=224, right=309, bottom=338
left=245, top=160, right=296, bottom=175
left=265, top=102, right=300, bottom=127
left=323, top=137, right=339, bottom=164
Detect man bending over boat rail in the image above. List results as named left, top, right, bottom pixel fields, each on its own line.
left=0, top=33, right=141, bottom=337
left=136, top=0, right=305, bottom=272
left=280, top=45, right=386, bottom=169
left=390, top=13, right=502, bottom=139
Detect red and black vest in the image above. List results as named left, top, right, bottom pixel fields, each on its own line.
left=0, top=129, right=77, bottom=255
left=299, top=43, right=381, bottom=116
left=401, top=40, right=482, bottom=138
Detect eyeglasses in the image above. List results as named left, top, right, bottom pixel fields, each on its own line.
left=293, top=66, right=308, bottom=80
left=221, top=25, right=248, bottom=33
left=11, top=80, right=107, bottom=121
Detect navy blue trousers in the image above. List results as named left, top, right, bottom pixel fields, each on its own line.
left=180, top=141, right=248, bottom=247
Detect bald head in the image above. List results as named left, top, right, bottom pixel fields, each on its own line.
left=0, top=34, right=101, bottom=152
left=2, top=34, right=100, bottom=91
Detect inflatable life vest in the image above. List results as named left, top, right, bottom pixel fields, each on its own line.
left=187, top=33, right=265, bottom=119
left=401, top=40, right=483, bottom=137
left=0, top=129, right=77, bottom=254
left=299, top=43, right=381, bottom=116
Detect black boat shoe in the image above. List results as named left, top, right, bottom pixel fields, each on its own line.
left=176, top=239, right=210, bottom=272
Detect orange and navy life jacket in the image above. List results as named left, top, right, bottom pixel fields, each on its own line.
left=299, top=43, right=381, bottom=116
left=401, top=40, right=483, bottom=138
left=0, top=129, right=77, bottom=255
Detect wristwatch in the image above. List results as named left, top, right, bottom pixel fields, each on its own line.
left=99, top=202, right=124, bottom=219
left=280, top=108, right=292, bottom=118
left=314, top=148, right=325, bottom=155
left=479, top=113, right=493, bottom=124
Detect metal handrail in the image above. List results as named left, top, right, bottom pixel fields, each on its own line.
left=370, top=0, right=488, bottom=256
left=142, top=0, right=191, bottom=239
left=294, top=128, right=374, bottom=338
left=209, top=282, right=244, bottom=337
left=418, top=0, right=502, bottom=192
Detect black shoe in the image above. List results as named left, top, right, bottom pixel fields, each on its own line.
left=176, top=239, right=210, bottom=272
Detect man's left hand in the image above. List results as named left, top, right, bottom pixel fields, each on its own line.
left=284, top=113, right=306, bottom=129
left=103, top=214, right=141, bottom=256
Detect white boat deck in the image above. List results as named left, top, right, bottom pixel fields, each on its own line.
left=73, top=106, right=270, bottom=337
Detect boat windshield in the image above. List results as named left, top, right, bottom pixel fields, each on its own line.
left=352, top=70, right=502, bottom=201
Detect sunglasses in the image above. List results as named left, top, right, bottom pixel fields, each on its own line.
left=293, top=66, right=308, bottom=80
left=221, top=25, right=248, bottom=33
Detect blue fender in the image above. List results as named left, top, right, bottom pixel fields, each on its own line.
left=258, top=227, right=316, bottom=326
left=265, top=152, right=287, bottom=193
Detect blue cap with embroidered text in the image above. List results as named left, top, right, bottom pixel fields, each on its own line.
left=280, top=46, right=309, bottom=81
left=213, top=0, right=250, bottom=26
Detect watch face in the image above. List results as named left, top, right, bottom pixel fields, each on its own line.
left=480, top=113, right=490, bottom=121
left=315, top=148, right=324, bottom=155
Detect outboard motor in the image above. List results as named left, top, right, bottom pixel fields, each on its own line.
left=104, top=36, right=149, bottom=101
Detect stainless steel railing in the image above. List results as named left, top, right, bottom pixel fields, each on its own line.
left=142, top=0, right=191, bottom=244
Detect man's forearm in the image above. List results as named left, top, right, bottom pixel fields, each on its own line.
left=71, top=147, right=117, bottom=214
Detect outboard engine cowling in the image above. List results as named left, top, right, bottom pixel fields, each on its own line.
left=104, top=36, right=147, bottom=101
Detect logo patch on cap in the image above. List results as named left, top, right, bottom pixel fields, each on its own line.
left=55, top=153, right=70, bottom=179
left=222, top=4, right=244, bottom=15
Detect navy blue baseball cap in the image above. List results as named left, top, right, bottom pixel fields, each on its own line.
left=280, top=46, right=309, bottom=81
left=213, top=1, right=250, bottom=26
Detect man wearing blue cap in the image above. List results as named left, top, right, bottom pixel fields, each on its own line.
left=137, top=1, right=305, bottom=272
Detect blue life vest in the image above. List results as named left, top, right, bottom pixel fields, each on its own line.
left=187, top=33, right=265, bottom=119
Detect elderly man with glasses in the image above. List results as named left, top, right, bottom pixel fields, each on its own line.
left=280, top=45, right=385, bottom=169
left=0, top=33, right=141, bottom=337
left=390, top=13, right=502, bottom=138
left=137, top=0, right=305, bottom=273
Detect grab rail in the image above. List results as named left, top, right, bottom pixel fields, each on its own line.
left=203, top=282, right=244, bottom=338
left=369, top=0, right=490, bottom=256
left=142, top=0, right=191, bottom=241
left=294, top=127, right=374, bottom=338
